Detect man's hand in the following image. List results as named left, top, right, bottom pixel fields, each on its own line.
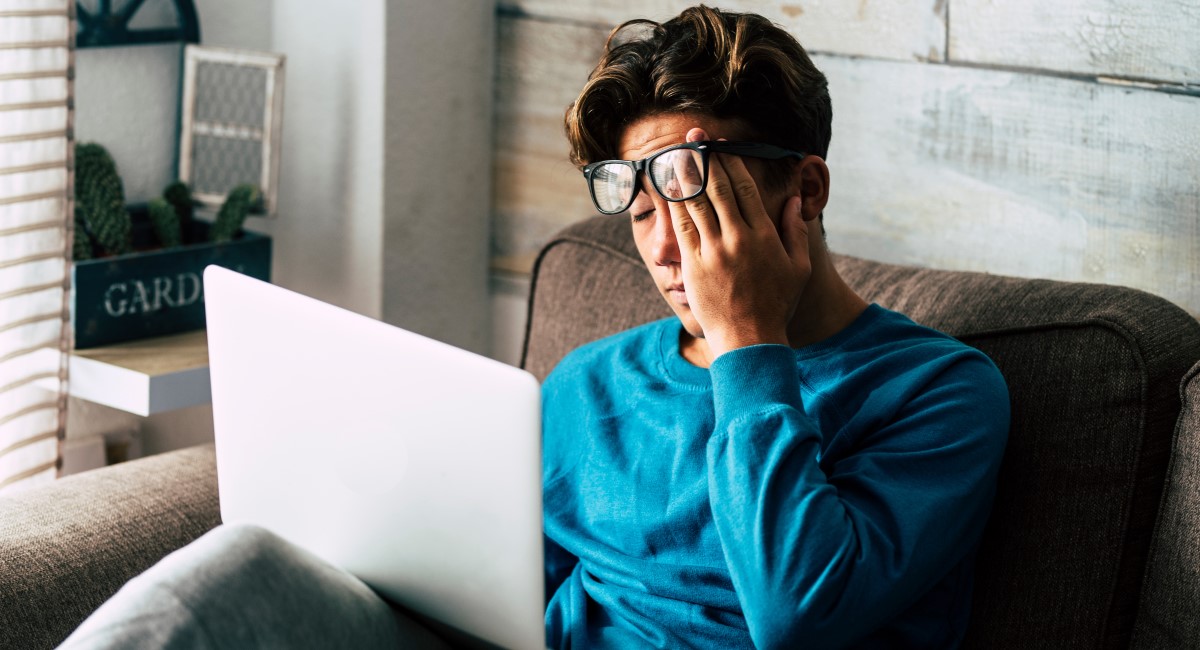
left=667, top=128, right=812, bottom=358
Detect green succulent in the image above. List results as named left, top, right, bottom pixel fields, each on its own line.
left=72, top=206, right=93, bottom=261
left=162, top=180, right=194, bottom=233
left=148, top=198, right=182, bottom=248
left=210, top=184, right=260, bottom=243
left=74, top=142, right=131, bottom=256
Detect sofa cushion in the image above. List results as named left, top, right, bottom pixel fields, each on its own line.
left=832, top=258, right=1200, bottom=650
left=1132, top=361, right=1200, bottom=648
left=0, top=443, right=220, bottom=650
left=521, top=215, right=670, bottom=381
left=523, top=215, right=1200, bottom=650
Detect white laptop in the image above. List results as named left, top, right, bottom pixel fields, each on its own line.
left=203, top=265, right=545, bottom=650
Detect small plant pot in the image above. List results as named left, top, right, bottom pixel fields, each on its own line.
left=72, top=204, right=272, bottom=349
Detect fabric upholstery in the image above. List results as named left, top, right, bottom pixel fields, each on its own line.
left=1132, top=361, right=1200, bottom=648
left=522, top=215, right=1200, bottom=650
left=0, top=444, right=220, bottom=650
left=521, top=216, right=668, bottom=380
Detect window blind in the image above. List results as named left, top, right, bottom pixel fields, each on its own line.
left=0, top=0, right=72, bottom=493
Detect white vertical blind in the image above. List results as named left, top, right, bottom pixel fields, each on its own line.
left=0, top=0, right=71, bottom=493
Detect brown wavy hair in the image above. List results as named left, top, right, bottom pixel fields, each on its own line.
left=565, top=5, right=832, bottom=190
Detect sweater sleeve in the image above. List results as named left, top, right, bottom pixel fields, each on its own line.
left=705, top=344, right=1008, bottom=649
left=544, top=532, right=579, bottom=605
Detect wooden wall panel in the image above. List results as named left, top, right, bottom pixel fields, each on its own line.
left=492, top=16, right=604, bottom=273
left=490, top=12, right=1200, bottom=317
left=949, top=0, right=1200, bottom=85
left=818, top=54, right=1200, bottom=315
left=501, top=0, right=947, bottom=63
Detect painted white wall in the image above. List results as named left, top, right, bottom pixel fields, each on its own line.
left=195, top=0, right=274, bottom=51
left=382, top=1, right=494, bottom=354
left=241, top=0, right=386, bottom=320
left=491, top=273, right=531, bottom=367
left=68, top=0, right=498, bottom=462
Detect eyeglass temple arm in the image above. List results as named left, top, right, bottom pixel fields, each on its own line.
left=704, top=141, right=806, bottom=160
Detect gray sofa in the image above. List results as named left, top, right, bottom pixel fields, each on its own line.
left=3, top=215, right=1199, bottom=649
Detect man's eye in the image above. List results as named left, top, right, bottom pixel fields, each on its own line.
left=629, top=200, right=654, bottom=223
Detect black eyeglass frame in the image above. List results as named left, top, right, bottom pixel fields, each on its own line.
left=581, top=141, right=807, bottom=215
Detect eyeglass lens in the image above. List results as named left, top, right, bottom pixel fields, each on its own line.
left=649, top=148, right=705, bottom=201
left=590, top=146, right=708, bottom=214
left=591, top=163, right=636, bottom=214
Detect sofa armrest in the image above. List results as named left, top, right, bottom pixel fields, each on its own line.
left=1134, top=361, right=1200, bottom=649
left=0, top=443, right=220, bottom=650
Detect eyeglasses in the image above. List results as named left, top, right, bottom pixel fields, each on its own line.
left=581, top=141, right=806, bottom=215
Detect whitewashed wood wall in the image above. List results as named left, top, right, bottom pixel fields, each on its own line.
left=489, top=0, right=1200, bottom=358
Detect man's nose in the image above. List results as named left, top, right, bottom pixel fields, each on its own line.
left=650, top=200, right=680, bottom=266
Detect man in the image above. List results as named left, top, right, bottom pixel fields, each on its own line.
left=539, top=6, right=1008, bottom=648
left=60, top=6, right=1007, bottom=650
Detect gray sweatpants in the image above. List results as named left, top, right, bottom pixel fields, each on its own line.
left=58, top=523, right=451, bottom=649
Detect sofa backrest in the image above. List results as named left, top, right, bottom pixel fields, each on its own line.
left=522, top=215, right=1200, bottom=649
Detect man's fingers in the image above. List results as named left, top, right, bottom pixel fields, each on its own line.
left=715, top=153, right=772, bottom=231
left=680, top=182, right=723, bottom=245
left=667, top=147, right=705, bottom=200
left=665, top=159, right=718, bottom=245
left=667, top=195, right=703, bottom=253
left=695, top=151, right=746, bottom=232
left=666, top=134, right=719, bottom=242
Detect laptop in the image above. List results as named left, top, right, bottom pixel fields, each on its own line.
left=203, top=265, right=545, bottom=650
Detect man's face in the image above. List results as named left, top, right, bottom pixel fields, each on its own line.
left=617, top=112, right=793, bottom=339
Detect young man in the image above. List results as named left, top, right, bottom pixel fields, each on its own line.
left=539, top=6, right=1008, bottom=648
left=60, top=6, right=1007, bottom=650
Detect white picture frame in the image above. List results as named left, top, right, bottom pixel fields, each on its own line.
left=178, top=45, right=285, bottom=216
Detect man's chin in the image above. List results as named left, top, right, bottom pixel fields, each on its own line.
left=658, top=291, right=703, bottom=338
left=673, top=312, right=705, bottom=340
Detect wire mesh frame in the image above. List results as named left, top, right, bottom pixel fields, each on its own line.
left=178, top=45, right=285, bottom=216
left=0, top=1, right=74, bottom=492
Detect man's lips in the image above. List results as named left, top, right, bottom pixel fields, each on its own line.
left=664, top=284, right=688, bottom=305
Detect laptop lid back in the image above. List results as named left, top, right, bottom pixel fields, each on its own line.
left=204, top=265, right=544, bottom=649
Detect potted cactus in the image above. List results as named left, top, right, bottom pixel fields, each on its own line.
left=72, top=142, right=273, bottom=348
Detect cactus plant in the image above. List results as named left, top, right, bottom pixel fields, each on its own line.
left=72, top=207, right=93, bottom=261
left=162, top=180, right=194, bottom=235
left=148, top=198, right=182, bottom=248
left=74, top=142, right=131, bottom=256
left=210, top=184, right=260, bottom=243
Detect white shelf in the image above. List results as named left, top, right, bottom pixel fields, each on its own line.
left=40, top=330, right=212, bottom=416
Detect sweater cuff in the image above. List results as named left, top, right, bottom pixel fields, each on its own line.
left=710, top=344, right=802, bottom=425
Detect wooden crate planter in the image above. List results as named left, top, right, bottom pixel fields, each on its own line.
left=72, top=205, right=271, bottom=349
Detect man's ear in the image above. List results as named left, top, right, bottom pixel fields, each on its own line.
left=796, top=156, right=830, bottom=222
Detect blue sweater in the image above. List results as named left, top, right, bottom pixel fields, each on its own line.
left=541, top=305, right=1009, bottom=649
